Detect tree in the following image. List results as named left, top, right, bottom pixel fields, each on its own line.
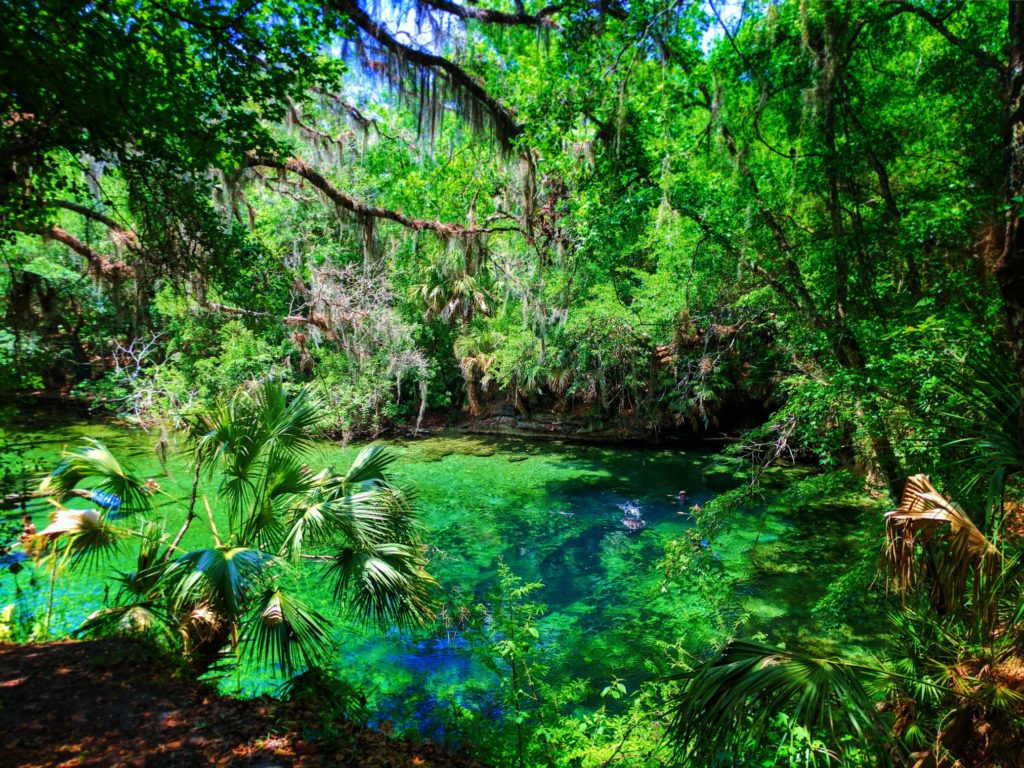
left=33, top=379, right=436, bottom=675
left=669, top=466, right=1024, bottom=764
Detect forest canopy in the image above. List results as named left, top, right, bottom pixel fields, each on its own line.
left=5, top=0, right=1024, bottom=765
left=3, top=0, right=1021, bottom=483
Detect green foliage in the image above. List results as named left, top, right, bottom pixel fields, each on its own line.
left=668, top=640, right=887, bottom=766
left=3, top=0, right=1024, bottom=761
left=35, top=379, right=436, bottom=681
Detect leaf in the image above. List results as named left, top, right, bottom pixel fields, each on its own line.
left=246, top=588, right=333, bottom=677
left=666, top=640, right=890, bottom=764
left=165, top=546, right=275, bottom=621
left=39, top=439, right=151, bottom=517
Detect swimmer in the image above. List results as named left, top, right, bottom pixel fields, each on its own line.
left=18, top=515, right=36, bottom=542
left=143, top=478, right=161, bottom=493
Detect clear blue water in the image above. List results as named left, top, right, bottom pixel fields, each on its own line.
left=0, top=404, right=872, bottom=738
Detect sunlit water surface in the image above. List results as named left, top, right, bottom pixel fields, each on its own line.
left=0, top=404, right=872, bottom=737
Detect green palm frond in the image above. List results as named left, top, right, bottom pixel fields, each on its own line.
left=280, top=497, right=336, bottom=560
left=114, top=521, right=168, bottom=596
left=944, top=353, right=1022, bottom=484
left=166, top=546, right=275, bottom=620
left=253, top=379, right=322, bottom=455
left=116, top=564, right=165, bottom=598
left=328, top=488, right=416, bottom=547
left=279, top=667, right=370, bottom=723
left=263, top=457, right=316, bottom=505
left=281, top=482, right=420, bottom=563
left=342, top=444, right=398, bottom=488
left=219, top=467, right=257, bottom=525
left=667, top=640, right=890, bottom=765
left=190, top=401, right=241, bottom=470
left=329, top=542, right=437, bottom=630
left=247, top=588, right=333, bottom=677
left=241, top=497, right=288, bottom=552
left=39, top=438, right=151, bottom=516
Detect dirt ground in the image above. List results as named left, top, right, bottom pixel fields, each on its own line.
left=0, top=640, right=486, bottom=768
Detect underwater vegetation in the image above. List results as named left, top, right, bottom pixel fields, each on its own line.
left=0, top=401, right=877, bottom=764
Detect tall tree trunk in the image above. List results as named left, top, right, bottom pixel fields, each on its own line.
left=997, top=0, right=1024, bottom=459
left=817, top=0, right=904, bottom=500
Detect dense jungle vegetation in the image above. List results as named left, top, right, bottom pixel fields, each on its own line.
left=3, top=0, right=1024, bottom=765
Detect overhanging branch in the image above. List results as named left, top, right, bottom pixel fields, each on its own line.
left=46, top=226, right=134, bottom=279
left=331, top=0, right=523, bottom=146
left=887, top=0, right=1005, bottom=74
left=49, top=201, right=140, bottom=249
left=244, top=152, right=519, bottom=238
left=414, top=0, right=561, bottom=26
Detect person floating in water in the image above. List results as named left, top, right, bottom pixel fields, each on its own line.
left=18, top=515, right=35, bottom=543
left=621, top=501, right=646, bottom=530
left=91, top=489, right=122, bottom=511
left=144, top=478, right=160, bottom=493
left=675, top=490, right=690, bottom=515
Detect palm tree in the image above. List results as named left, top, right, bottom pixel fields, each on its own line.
left=667, top=640, right=889, bottom=766
left=667, top=475, right=1024, bottom=766
left=454, top=325, right=503, bottom=417
left=412, top=244, right=494, bottom=329
left=35, top=379, right=436, bottom=677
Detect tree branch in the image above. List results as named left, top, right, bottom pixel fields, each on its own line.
left=887, top=0, right=1005, bottom=73
left=414, top=0, right=561, bottom=27
left=244, top=152, right=518, bottom=237
left=330, top=0, right=523, bottom=145
left=45, top=226, right=134, bottom=279
left=49, top=201, right=140, bottom=249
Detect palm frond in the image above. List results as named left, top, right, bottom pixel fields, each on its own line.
left=329, top=542, right=436, bottom=630
left=331, top=488, right=420, bottom=549
left=39, top=439, right=151, bottom=516
left=886, top=474, right=1000, bottom=614
left=36, top=506, right=124, bottom=568
left=246, top=588, right=333, bottom=677
left=666, top=640, right=890, bottom=765
left=264, top=457, right=316, bottom=502
left=78, top=603, right=171, bottom=639
left=253, top=379, right=321, bottom=456
left=115, top=521, right=168, bottom=597
left=343, top=444, right=398, bottom=488
left=165, top=546, right=275, bottom=620
left=190, top=402, right=242, bottom=471
left=280, top=497, right=336, bottom=560
left=279, top=668, right=369, bottom=723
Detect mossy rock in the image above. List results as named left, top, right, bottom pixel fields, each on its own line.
left=413, top=436, right=501, bottom=461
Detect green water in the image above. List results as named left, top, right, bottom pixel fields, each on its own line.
left=0, top=403, right=874, bottom=737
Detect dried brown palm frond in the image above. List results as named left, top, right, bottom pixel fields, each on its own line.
left=886, top=474, right=1000, bottom=615
left=35, top=506, right=124, bottom=567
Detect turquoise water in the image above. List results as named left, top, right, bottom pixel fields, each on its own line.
left=0, top=404, right=873, bottom=737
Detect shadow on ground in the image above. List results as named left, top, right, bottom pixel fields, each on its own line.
left=0, top=639, right=486, bottom=767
